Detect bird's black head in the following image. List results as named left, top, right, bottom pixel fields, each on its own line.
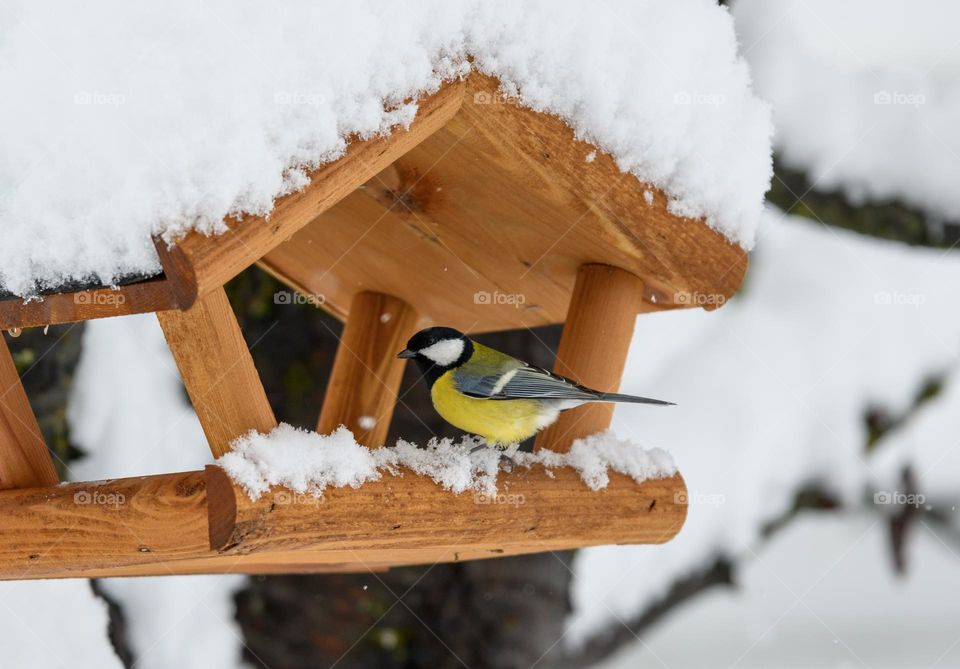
left=397, top=327, right=474, bottom=384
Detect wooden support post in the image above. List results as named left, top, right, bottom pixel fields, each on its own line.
left=157, top=287, right=277, bottom=457
left=317, top=292, right=418, bottom=447
left=534, top=264, right=645, bottom=453
left=0, top=336, right=58, bottom=489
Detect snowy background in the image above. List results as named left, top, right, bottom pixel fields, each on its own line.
left=2, top=0, right=960, bottom=667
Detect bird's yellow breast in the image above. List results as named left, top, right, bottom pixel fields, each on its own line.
left=430, top=370, right=551, bottom=445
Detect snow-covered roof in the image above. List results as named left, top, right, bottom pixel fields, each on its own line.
left=0, top=0, right=772, bottom=297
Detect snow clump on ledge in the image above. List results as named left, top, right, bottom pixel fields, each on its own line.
left=0, top=0, right=771, bottom=297
left=217, top=423, right=677, bottom=501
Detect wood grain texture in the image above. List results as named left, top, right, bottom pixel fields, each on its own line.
left=162, top=82, right=465, bottom=308
left=0, top=275, right=177, bottom=330
left=0, top=463, right=685, bottom=579
left=535, top=264, right=645, bottom=453
left=206, top=465, right=686, bottom=560
left=0, top=471, right=209, bottom=579
left=0, top=336, right=58, bottom=489
left=157, top=287, right=276, bottom=457
left=317, top=292, right=419, bottom=447
left=75, top=555, right=392, bottom=578
left=261, top=72, right=747, bottom=333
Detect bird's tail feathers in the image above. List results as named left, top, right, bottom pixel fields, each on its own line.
left=593, top=391, right=675, bottom=406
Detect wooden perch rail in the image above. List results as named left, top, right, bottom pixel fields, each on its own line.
left=0, top=465, right=686, bottom=580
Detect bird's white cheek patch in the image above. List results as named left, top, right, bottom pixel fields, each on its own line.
left=419, top=339, right=465, bottom=366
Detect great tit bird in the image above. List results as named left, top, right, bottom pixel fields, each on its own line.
left=397, top=326, right=674, bottom=449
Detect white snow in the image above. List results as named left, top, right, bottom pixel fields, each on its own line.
left=516, top=432, right=677, bottom=492
left=96, top=576, right=247, bottom=669
left=0, top=0, right=771, bottom=297
left=218, top=424, right=676, bottom=501
left=68, top=315, right=247, bottom=669
left=872, top=365, right=960, bottom=502
left=0, top=581, right=121, bottom=669
left=68, top=314, right=209, bottom=477
left=596, top=513, right=960, bottom=669
left=734, top=0, right=960, bottom=222
left=569, top=208, right=960, bottom=643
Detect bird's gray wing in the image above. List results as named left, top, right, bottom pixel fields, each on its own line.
left=454, top=363, right=598, bottom=401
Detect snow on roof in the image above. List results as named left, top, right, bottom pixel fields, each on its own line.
left=734, top=0, right=960, bottom=220
left=0, top=0, right=771, bottom=297
left=217, top=423, right=677, bottom=500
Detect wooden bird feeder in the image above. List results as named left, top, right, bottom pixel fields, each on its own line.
left=0, top=73, right=746, bottom=580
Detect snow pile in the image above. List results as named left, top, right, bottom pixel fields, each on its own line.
left=218, top=423, right=677, bottom=500
left=569, top=208, right=960, bottom=642
left=516, top=432, right=677, bottom=492
left=599, top=514, right=960, bottom=668
left=219, top=424, right=385, bottom=499
left=734, top=0, right=960, bottom=221
left=0, top=0, right=771, bottom=296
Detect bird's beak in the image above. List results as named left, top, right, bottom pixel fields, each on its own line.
left=397, top=349, right=417, bottom=359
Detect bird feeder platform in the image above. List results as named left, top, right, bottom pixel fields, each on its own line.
left=0, top=73, right=746, bottom=579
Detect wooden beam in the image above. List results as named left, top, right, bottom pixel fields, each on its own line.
left=0, top=464, right=685, bottom=579
left=0, top=275, right=177, bottom=331
left=317, top=292, right=419, bottom=447
left=0, top=470, right=209, bottom=579
left=535, top=264, right=645, bottom=453
left=77, top=555, right=393, bottom=578
left=157, top=288, right=276, bottom=457
left=206, top=465, right=685, bottom=560
left=0, top=336, right=58, bottom=489
left=159, top=82, right=465, bottom=308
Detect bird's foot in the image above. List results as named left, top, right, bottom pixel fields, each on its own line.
left=496, top=442, right=521, bottom=472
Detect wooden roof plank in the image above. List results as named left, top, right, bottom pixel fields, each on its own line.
left=158, top=81, right=466, bottom=309
left=0, top=274, right=177, bottom=331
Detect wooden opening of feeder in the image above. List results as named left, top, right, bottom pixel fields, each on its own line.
left=0, top=73, right=746, bottom=580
